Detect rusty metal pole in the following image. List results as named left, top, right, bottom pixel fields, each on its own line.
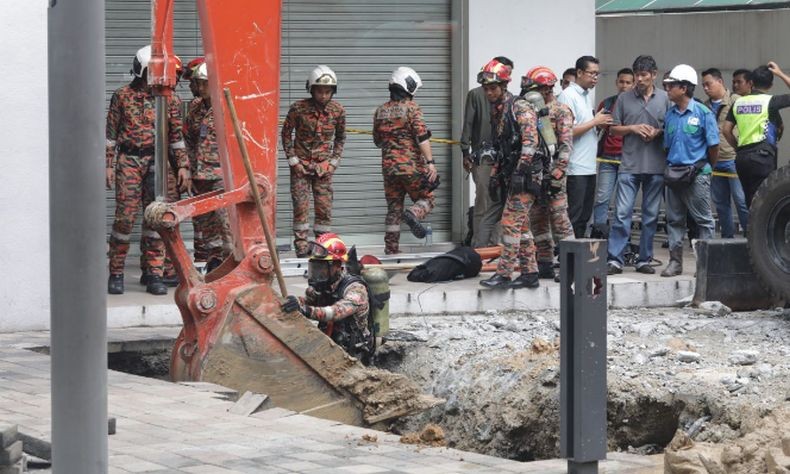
left=559, top=239, right=608, bottom=474
left=48, top=0, right=108, bottom=472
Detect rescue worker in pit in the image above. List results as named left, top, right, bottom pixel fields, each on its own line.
left=480, top=68, right=543, bottom=290
left=281, top=65, right=347, bottom=257
left=280, top=233, right=375, bottom=364
left=106, top=45, right=191, bottom=295
left=522, top=66, right=575, bottom=282
left=373, top=67, right=438, bottom=255
left=475, top=58, right=515, bottom=247
left=184, top=62, right=233, bottom=273
left=722, top=62, right=790, bottom=206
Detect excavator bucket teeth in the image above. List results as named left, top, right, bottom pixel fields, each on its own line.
left=191, top=283, right=442, bottom=425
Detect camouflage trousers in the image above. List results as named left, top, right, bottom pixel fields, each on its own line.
left=192, top=179, right=233, bottom=264
left=291, top=171, right=333, bottom=255
left=529, top=185, right=574, bottom=264
left=496, top=191, right=537, bottom=277
left=384, top=173, right=435, bottom=254
left=139, top=165, right=179, bottom=277
left=109, top=153, right=175, bottom=277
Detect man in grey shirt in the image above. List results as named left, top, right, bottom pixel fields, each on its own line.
left=460, top=56, right=513, bottom=247
left=607, top=55, right=670, bottom=275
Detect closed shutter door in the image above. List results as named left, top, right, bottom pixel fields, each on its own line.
left=105, top=0, right=452, bottom=252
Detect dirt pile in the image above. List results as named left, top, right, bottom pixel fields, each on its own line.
left=382, top=307, right=790, bottom=462
left=400, top=423, right=447, bottom=447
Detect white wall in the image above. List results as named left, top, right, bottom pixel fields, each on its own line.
left=468, top=0, right=596, bottom=98
left=0, top=3, right=50, bottom=331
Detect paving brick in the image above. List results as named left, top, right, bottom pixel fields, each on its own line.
left=0, top=441, right=23, bottom=466
left=0, top=425, right=17, bottom=450
left=338, top=465, right=392, bottom=474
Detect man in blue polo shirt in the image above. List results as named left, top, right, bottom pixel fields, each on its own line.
left=661, top=64, right=719, bottom=277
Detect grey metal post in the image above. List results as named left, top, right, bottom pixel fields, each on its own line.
left=559, top=239, right=607, bottom=474
left=48, top=0, right=108, bottom=471
left=154, top=96, right=169, bottom=200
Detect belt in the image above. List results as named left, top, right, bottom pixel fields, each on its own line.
left=118, top=143, right=155, bottom=156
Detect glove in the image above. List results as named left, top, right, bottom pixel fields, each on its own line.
left=488, top=175, right=500, bottom=202
left=281, top=295, right=308, bottom=317
left=420, top=173, right=441, bottom=192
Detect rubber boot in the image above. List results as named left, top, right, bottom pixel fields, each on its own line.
left=162, top=273, right=180, bottom=287
left=402, top=210, right=427, bottom=239
left=508, top=272, right=539, bottom=289
left=205, top=258, right=223, bottom=274
left=108, top=274, right=124, bottom=295
left=661, top=247, right=683, bottom=277
left=537, top=261, right=556, bottom=280
left=145, top=275, right=168, bottom=295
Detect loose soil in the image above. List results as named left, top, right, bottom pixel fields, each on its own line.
left=379, top=306, right=790, bottom=463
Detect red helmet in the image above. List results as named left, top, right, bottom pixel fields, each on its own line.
left=182, top=57, right=205, bottom=80
left=173, top=55, right=183, bottom=80
left=522, top=66, right=558, bottom=91
left=477, top=59, right=512, bottom=85
left=309, top=233, right=348, bottom=262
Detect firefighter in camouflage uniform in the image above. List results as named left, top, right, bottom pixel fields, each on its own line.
left=373, top=67, right=438, bottom=255
left=480, top=64, right=544, bottom=290
left=184, top=62, right=232, bottom=273
left=281, top=233, right=375, bottom=364
left=523, top=66, right=575, bottom=282
left=281, top=65, right=346, bottom=257
left=105, top=45, right=191, bottom=295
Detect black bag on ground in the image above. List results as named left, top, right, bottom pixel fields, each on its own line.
left=407, top=246, right=482, bottom=283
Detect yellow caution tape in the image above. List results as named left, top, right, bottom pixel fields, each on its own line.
left=597, top=157, right=739, bottom=178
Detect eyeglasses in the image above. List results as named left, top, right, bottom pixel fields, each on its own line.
left=582, top=70, right=600, bottom=78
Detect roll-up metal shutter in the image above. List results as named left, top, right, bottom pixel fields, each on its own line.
left=105, top=0, right=452, bottom=251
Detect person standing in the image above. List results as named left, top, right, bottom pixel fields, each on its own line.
left=606, top=55, right=670, bottom=275
left=184, top=63, right=233, bottom=273
left=461, top=56, right=513, bottom=248
left=521, top=66, right=575, bottom=281
left=281, top=65, right=346, bottom=257
left=732, top=69, right=753, bottom=97
left=479, top=84, right=543, bottom=289
left=723, top=62, right=790, bottom=206
left=591, top=68, right=635, bottom=238
left=105, top=45, right=191, bottom=295
left=558, top=55, right=612, bottom=238
left=661, top=65, right=719, bottom=277
left=701, top=68, right=748, bottom=238
left=561, top=68, right=576, bottom=90
left=373, top=67, right=438, bottom=255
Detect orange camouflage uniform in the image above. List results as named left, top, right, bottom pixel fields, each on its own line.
left=496, top=97, right=541, bottom=277
left=373, top=99, right=435, bottom=254
left=282, top=98, right=346, bottom=255
left=106, top=82, right=188, bottom=277
left=529, top=99, right=575, bottom=264
left=184, top=97, right=232, bottom=264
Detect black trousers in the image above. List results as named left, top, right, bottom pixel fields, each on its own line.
left=567, top=174, right=597, bottom=238
left=736, top=143, right=777, bottom=207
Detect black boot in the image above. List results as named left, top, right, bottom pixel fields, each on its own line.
left=162, top=273, right=179, bottom=287
left=108, top=274, right=124, bottom=295
left=205, top=258, right=223, bottom=274
left=402, top=210, right=427, bottom=239
left=139, top=272, right=150, bottom=285
left=479, top=274, right=511, bottom=289
left=661, top=247, right=683, bottom=277
left=537, top=261, right=556, bottom=280
left=508, top=272, right=539, bottom=289
left=145, top=275, right=168, bottom=295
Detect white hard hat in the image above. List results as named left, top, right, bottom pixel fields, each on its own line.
left=664, top=64, right=698, bottom=86
left=131, top=45, right=152, bottom=78
left=306, top=65, right=338, bottom=92
left=193, top=63, right=208, bottom=81
left=390, top=66, right=423, bottom=96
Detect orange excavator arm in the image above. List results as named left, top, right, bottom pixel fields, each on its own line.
left=145, top=0, right=441, bottom=426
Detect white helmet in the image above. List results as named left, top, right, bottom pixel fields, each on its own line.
left=389, top=66, right=422, bottom=96
left=306, top=65, right=338, bottom=92
left=131, top=45, right=152, bottom=78
left=663, top=64, right=698, bottom=86
left=193, top=62, right=208, bottom=81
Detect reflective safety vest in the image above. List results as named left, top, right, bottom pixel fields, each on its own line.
left=732, top=94, right=776, bottom=147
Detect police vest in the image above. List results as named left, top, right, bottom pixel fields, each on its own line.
left=732, top=94, right=775, bottom=147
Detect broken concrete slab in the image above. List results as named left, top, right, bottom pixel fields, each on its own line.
left=0, top=425, right=17, bottom=450
left=227, top=391, right=271, bottom=416
left=0, top=440, right=22, bottom=466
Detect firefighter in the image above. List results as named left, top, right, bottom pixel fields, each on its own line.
left=281, top=65, right=347, bottom=257
left=184, top=62, right=232, bottom=273
left=523, top=66, right=575, bottom=282
left=373, top=67, right=438, bottom=255
left=106, top=45, right=191, bottom=295
left=480, top=73, right=543, bottom=289
left=281, top=233, right=375, bottom=364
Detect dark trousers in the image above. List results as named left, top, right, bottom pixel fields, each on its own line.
left=736, top=143, right=777, bottom=207
left=567, top=174, right=596, bottom=238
